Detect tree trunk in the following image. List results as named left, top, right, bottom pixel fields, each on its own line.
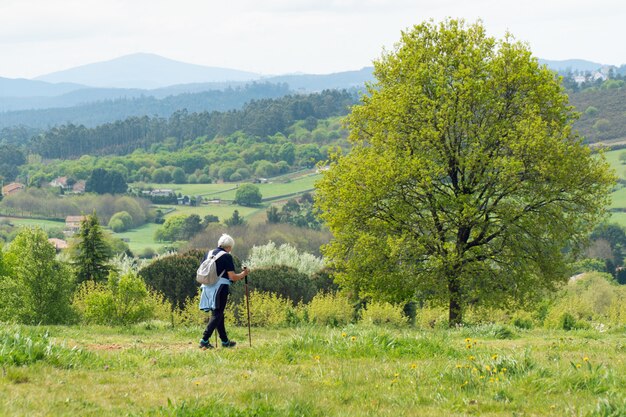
left=448, top=277, right=463, bottom=327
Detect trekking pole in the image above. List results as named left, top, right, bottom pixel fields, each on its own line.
left=244, top=273, right=252, bottom=347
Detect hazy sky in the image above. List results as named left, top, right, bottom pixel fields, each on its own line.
left=1, top=0, right=624, bottom=79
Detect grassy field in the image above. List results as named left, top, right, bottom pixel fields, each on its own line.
left=0, top=217, right=65, bottom=230
left=132, top=171, right=320, bottom=202
left=1, top=324, right=625, bottom=417
left=131, top=183, right=237, bottom=197
left=202, top=173, right=320, bottom=202
left=602, top=149, right=626, bottom=226
left=157, top=203, right=261, bottom=220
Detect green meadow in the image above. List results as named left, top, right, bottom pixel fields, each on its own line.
left=603, top=149, right=626, bottom=225
left=200, top=173, right=320, bottom=202
left=1, top=324, right=625, bottom=417
left=1, top=217, right=65, bottom=230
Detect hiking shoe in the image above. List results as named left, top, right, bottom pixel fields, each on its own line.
left=221, top=340, right=237, bottom=348
left=199, top=339, right=213, bottom=349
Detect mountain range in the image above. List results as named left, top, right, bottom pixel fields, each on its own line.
left=0, top=53, right=621, bottom=131
left=0, top=53, right=373, bottom=113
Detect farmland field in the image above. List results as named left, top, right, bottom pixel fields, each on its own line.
left=131, top=182, right=237, bottom=197
left=1, top=324, right=625, bottom=416
left=202, top=173, right=320, bottom=202
left=0, top=217, right=65, bottom=230
left=604, top=149, right=626, bottom=226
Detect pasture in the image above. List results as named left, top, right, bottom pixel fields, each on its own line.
left=1, top=324, right=624, bottom=416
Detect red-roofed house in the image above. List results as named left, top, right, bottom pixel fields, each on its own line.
left=2, top=182, right=25, bottom=196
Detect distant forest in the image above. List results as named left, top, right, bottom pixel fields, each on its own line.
left=0, top=82, right=291, bottom=131
left=27, top=89, right=357, bottom=159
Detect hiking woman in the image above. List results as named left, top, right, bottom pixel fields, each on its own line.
left=198, top=233, right=249, bottom=349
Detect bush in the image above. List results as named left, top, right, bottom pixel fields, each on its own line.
left=73, top=271, right=156, bottom=325
left=543, top=272, right=626, bottom=329
left=246, top=241, right=325, bottom=276
left=238, top=265, right=316, bottom=305
left=187, top=222, right=332, bottom=262
left=108, top=218, right=126, bottom=233
left=109, top=211, right=133, bottom=232
left=415, top=306, right=448, bottom=329
left=138, top=249, right=205, bottom=310
left=1, top=227, right=76, bottom=324
left=511, top=312, right=534, bottom=329
left=307, top=292, right=353, bottom=326
left=233, top=291, right=291, bottom=327
left=360, top=301, right=408, bottom=326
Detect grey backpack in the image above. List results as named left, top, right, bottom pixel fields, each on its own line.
left=196, top=250, right=227, bottom=285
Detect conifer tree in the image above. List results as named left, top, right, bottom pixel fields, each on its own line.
left=72, top=212, right=113, bottom=283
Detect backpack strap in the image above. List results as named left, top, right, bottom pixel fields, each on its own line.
left=210, top=249, right=229, bottom=278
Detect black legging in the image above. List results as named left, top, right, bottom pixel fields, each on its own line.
left=202, top=283, right=230, bottom=343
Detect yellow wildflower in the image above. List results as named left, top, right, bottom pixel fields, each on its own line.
left=469, top=355, right=475, bottom=361
left=411, top=363, right=417, bottom=369
left=351, top=336, right=356, bottom=342
left=492, top=354, right=498, bottom=360
left=583, top=357, right=589, bottom=362
left=314, top=355, right=320, bottom=362
left=576, top=364, right=581, bottom=369
left=341, top=332, right=347, bottom=338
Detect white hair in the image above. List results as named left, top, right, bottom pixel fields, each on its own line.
left=217, top=233, right=235, bottom=248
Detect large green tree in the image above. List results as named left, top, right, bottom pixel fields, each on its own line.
left=315, top=20, right=615, bottom=326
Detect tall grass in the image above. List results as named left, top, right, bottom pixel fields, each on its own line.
left=1, top=324, right=625, bottom=416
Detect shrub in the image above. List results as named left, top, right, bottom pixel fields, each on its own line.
left=585, top=106, right=599, bottom=116
left=233, top=291, right=291, bottom=327
left=1, top=227, right=76, bottom=324
left=73, top=271, right=156, bottom=325
left=108, top=211, right=133, bottom=232
left=240, top=265, right=316, bottom=305
left=593, top=118, right=611, bottom=132
left=138, top=249, right=204, bottom=310
left=246, top=241, right=325, bottom=276
left=360, top=301, right=407, bottom=326
left=187, top=222, right=332, bottom=262
left=108, top=218, right=126, bottom=233
left=307, top=292, right=352, bottom=326
left=543, top=272, right=625, bottom=329
left=511, top=312, right=534, bottom=329
left=415, top=306, right=448, bottom=329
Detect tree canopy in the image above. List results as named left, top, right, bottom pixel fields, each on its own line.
left=234, top=183, right=263, bottom=206
left=315, top=19, right=615, bottom=326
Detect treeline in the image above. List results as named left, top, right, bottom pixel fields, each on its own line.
left=28, top=89, right=358, bottom=159
left=21, top=116, right=347, bottom=185
left=0, top=82, right=291, bottom=130
left=0, top=188, right=152, bottom=225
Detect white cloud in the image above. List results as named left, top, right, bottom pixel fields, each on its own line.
left=0, top=0, right=624, bottom=78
